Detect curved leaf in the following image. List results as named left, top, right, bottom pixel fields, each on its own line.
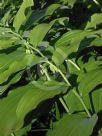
left=91, top=88, right=102, bottom=113
left=16, top=80, right=68, bottom=129
left=85, top=13, right=102, bottom=29
left=0, top=80, right=67, bottom=135
left=47, top=114, right=98, bottom=136
left=78, top=69, right=102, bottom=96
left=13, top=0, right=33, bottom=31
left=29, top=21, right=55, bottom=47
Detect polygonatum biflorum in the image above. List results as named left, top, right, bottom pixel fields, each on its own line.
left=0, top=0, right=102, bottom=136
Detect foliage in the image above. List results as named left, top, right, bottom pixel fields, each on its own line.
left=0, top=0, right=102, bottom=136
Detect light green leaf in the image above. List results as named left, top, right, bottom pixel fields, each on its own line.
left=0, top=87, right=27, bottom=136
left=1, top=8, right=11, bottom=25
left=91, top=88, right=102, bottom=113
left=24, top=4, right=61, bottom=29
left=91, top=37, right=102, bottom=46
left=13, top=0, right=33, bottom=31
left=0, top=37, right=19, bottom=49
left=0, top=50, right=25, bottom=72
left=52, top=29, right=102, bottom=65
left=0, top=80, right=67, bottom=136
left=47, top=114, right=98, bottom=136
left=78, top=69, right=102, bottom=96
left=0, top=53, right=42, bottom=84
left=52, top=44, right=69, bottom=66
left=16, top=80, right=68, bottom=129
left=0, top=70, right=23, bottom=94
left=29, top=21, right=55, bottom=47
left=14, top=124, right=32, bottom=136
left=85, top=13, right=102, bottom=29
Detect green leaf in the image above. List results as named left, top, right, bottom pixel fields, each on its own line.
left=0, top=37, right=19, bottom=49
left=0, top=70, right=23, bottom=94
left=24, top=4, right=61, bottom=29
left=91, top=88, right=102, bottom=113
left=0, top=50, right=25, bottom=72
left=52, top=44, right=69, bottom=66
left=78, top=59, right=102, bottom=72
left=1, top=8, right=11, bottom=25
left=78, top=69, right=102, bottom=96
left=53, top=29, right=102, bottom=65
left=55, top=29, right=102, bottom=48
left=0, top=86, right=27, bottom=136
left=0, top=53, right=42, bottom=84
left=64, top=89, right=84, bottom=113
left=13, top=0, right=33, bottom=31
left=91, top=37, right=102, bottom=46
left=64, top=89, right=92, bottom=113
left=47, top=114, right=98, bottom=136
left=16, top=80, right=68, bottom=129
left=14, top=124, right=32, bottom=136
left=0, top=80, right=67, bottom=136
left=29, top=21, right=55, bottom=47
left=85, top=13, right=102, bottom=29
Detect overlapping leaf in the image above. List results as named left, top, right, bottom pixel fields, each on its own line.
left=85, top=13, right=102, bottom=29
left=47, top=114, right=98, bottom=136
left=13, top=0, right=33, bottom=31
left=78, top=68, right=102, bottom=96
left=0, top=80, right=68, bottom=136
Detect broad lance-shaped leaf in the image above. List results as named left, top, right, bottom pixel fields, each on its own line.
left=0, top=50, right=26, bottom=72
left=91, top=37, right=102, bottom=46
left=52, top=44, right=69, bottom=66
left=24, top=4, right=61, bottom=29
left=0, top=71, right=24, bottom=94
left=52, top=29, right=102, bottom=66
left=52, top=30, right=86, bottom=65
left=0, top=37, right=20, bottom=49
left=16, top=80, right=68, bottom=129
left=0, top=80, right=68, bottom=136
left=0, top=53, right=42, bottom=84
left=13, top=0, right=33, bottom=31
left=0, top=86, right=27, bottom=136
left=64, top=89, right=92, bottom=114
left=78, top=69, right=102, bottom=96
left=55, top=29, right=102, bottom=48
left=29, top=17, right=67, bottom=47
left=29, top=21, right=55, bottom=47
left=91, top=88, right=102, bottom=113
left=47, top=114, right=98, bottom=136
left=14, top=124, right=32, bottom=136
left=85, top=13, right=102, bottom=29
left=77, top=59, right=102, bottom=72
left=1, top=8, right=11, bottom=25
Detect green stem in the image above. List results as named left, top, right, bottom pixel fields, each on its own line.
left=28, top=44, right=45, bottom=58
left=27, top=44, right=91, bottom=117
left=47, top=61, right=91, bottom=117
left=10, top=30, right=23, bottom=40
left=72, top=89, right=91, bottom=117
left=59, top=97, right=70, bottom=114
left=67, top=59, right=80, bottom=71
